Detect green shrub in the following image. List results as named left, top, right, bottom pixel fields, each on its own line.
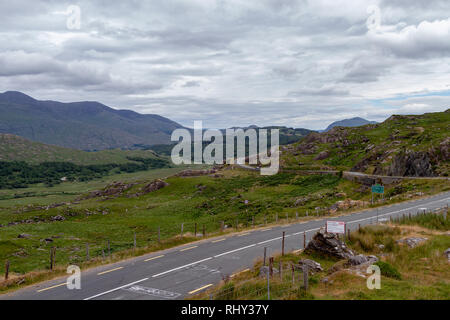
left=374, top=261, right=401, bottom=280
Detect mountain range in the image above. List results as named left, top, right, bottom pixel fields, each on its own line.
left=0, top=91, right=184, bottom=151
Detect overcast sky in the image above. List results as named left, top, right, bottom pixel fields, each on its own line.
left=1, top=0, right=449, bottom=129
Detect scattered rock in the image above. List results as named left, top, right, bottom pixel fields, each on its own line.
left=314, top=150, right=330, bottom=160
left=328, top=199, right=369, bottom=213
left=139, top=179, right=169, bottom=194
left=18, top=233, right=32, bottom=239
left=50, top=215, right=65, bottom=221
left=396, top=237, right=428, bottom=248
left=305, top=229, right=355, bottom=260
left=296, top=259, right=323, bottom=274
left=347, top=254, right=378, bottom=266
left=175, top=169, right=217, bottom=177
left=444, top=248, right=450, bottom=262
left=259, top=266, right=279, bottom=277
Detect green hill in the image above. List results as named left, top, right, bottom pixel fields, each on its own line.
left=0, top=133, right=164, bottom=165
left=282, top=109, right=450, bottom=177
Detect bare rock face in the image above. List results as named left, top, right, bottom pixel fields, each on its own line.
left=386, top=151, right=435, bottom=177
left=305, top=229, right=355, bottom=259
left=439, top=137, right=450, bottom=160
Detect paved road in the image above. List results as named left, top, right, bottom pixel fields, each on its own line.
left=2, top=192, right=449, bottom=300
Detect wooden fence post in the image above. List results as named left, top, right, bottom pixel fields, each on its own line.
left=194, top=223, right=197, bottom=237
left=282, top=231, right=285, bottom=256
left=134, top=232, right=137, bottom=249
left=5, top=260, right=9, bottom=280
left=50, top=247, right=56, bottom=270
left=291, top=263, right=295, bottom=285
left=303, top=265, right=309, bottom=290
left=269, top=257, right=274, bottom=277
left=220, top=221, right=224, bottom=233
left=86, top=243, right=90, bottom=260
left=263, top=247, right=267, bottom=266
left=303, top=231, right=306, bottom=249
left=158, top=227, right=161, bottom=244
left=180, top=223, right=184, bottom=238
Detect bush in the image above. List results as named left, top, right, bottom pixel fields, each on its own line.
left=374, top=261, right=401, bottom=280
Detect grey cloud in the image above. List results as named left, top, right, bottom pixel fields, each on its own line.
left=0, top=0, right=449, bottom=130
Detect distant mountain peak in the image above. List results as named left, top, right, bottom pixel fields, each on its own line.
left=0, top=91, right=184, bottom=150
left=324, top=117, right=377, bottom=132
left=1, top=91, right=37, bottom=104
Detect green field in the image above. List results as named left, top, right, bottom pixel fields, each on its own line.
left=0, top=164, right=448, bottom=286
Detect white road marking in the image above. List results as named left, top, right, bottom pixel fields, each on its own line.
left=152, top=257, right=213, bottom=278
left=213, top=244, right=256, bottom=258
left=83, top=278, right=149, bottom=300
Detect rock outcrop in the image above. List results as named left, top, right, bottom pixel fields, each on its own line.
left=305, top=229, right=355, bottom=259
left=383, top=151, right=435, bottom=177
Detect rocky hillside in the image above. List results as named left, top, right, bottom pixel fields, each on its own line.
left=0, top=91, right=184, bottom=150
left=282, top=109, right=449, bottom=177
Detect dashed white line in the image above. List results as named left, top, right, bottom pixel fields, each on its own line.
left=83, top=278, right=149, bottom=300
left=214, top=244, right=256, bottom=258
left=152, top=257, right=213, bottom=278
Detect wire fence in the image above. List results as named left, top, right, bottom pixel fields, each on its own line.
left=2, top=202, right=448, bottom=285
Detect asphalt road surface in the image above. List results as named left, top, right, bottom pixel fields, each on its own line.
left=2, top=192, right=449, bottom=300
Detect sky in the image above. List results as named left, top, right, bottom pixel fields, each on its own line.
left=0, top=0, right=449, bottom=130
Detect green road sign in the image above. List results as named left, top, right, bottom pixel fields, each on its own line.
left=372, top=184, right=384, bottom=194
